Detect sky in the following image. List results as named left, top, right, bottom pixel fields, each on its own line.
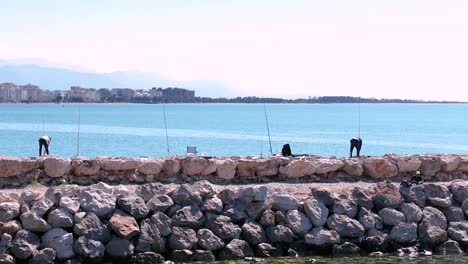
left=1, top=0, right=468, bottom=100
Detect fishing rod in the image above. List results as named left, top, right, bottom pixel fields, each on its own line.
left=76, top=103, right=81, bottom=156
left=358, top=97, right=361, bottom=138
left=263, top=104, right=273, bottom=155
left=162, top=103, right=170, bottom=156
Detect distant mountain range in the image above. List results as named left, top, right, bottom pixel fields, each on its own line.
left=0, top=59, right=236, bottom=98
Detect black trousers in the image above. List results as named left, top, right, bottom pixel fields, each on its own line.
left=39, top=138, right=49, bottom=156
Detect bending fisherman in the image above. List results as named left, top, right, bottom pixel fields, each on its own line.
left=39, top=135, right=52, bottom=156
left=349, top=137, right=362, bottom=158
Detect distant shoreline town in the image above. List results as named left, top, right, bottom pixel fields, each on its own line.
left=0, top=82, right=464, bottom=104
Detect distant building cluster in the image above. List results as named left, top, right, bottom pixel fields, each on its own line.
left=0, top=83, right=195, bottom=103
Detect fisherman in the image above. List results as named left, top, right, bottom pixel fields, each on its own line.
left=282, top=144, right=292, bottom=157
left=349, top=137, right=362, bottom=158
left=38, top=135, right=52, bottom=156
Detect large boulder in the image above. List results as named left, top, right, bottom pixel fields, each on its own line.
left=170, top=184, right=203, bottom=206
left=129, top=252, right=164, bottom=264
left=135, top=183, right=168, bottom=202
left=181, top=158, right=210, bottom=176
left=41, top=228, right=75, bottom=260
left=30, top=248, right=56, bottom=264
left=74, top=212, right=112, bottom=243
left=151, top=212, right=172, bottom=236
left=109, top=210, right=140, bottom=239
left=256, top=158, right=279, bottom=176
left=444, top=207, right=465, bottom=222
left=218, top=239, right=254, bottom=260
left=197, top=229, right=225, bottom=251
left=117, top=196, right=149, bottom=220
left=332, top=197, right=358, bottom=218
left=332, top=242, right=361, bottom=257
left=161, top=158, right=181, bottom=176
left=270, top=193, right=298, bottom=211
left=394, top=155, right=421, bottom=173
left=304, top=227, right=340, bottom=247
left=286, top=210, right=312, bottom=236
left=205, top=214, right=241, bottom=241
left=0, top=156, right=40, bottom=177
left=424, top=183, right=452, bottom=208
left=168, top=226, right=197, bottom=250
left=216, top=159, right=237, bottom=180
left=265, top=225, right=295, bottom=243
left=31, top=198, right=54, bottom=217
left=419, top=156, right=442, bottom=176
left=351, top=187, right=373, bottom=209
left=358, top=209, right=383, bottom=230
left=390, top=222, right=418, bottom=245
left=137, top=158, right=162, bottom=175
left=0, top=202, right=20, bottom=222
left=419, top=223, right=448, bottom=247
left=279, top=160, right=316, bottom=178
left=202, top=197, right=223, bottom=213
left=171, top=205, right=205, bottom=229
left=0, top=220, right=22, bottom=236
left=59, top=197, right=80, bottom=215
left=435, top=240, right=464, bottom=255
left=378, top=208, right=406, bottom=226
left=71, top=157, right=101, bottom=176
left=43, top=156, right=71, bottom=177
left=341, top=158, right=363, bottom=176
left=399, top=184, right=426, bottom=207
left=362, top=157, right=397, bottom=178
left=105, top=237, right=134, bottom=259
left=241, top=221, right=266, bottom=246
left=421, top=206, right=447, bottom=230
left=10, top=229, right=40, bottom=260
left=100, top=157, right=138, bottom=172
left=371, top=183, right=404, bottom=210
left=303, top=198, right=329, bottom=227
left=400, top=203, right=423, bottom=223
left=447, top=221, right=468, bottom=246
left=327, top=214, right=365, bottom=238
left=146, top=195, right=174, bottom=212
left=47, top=208, right=74, bottom=228
left=20, top=212, right=51, bottom=232
left=440, top=156, right=461, bottom=172
left=74, top=236, right=105, bottom=261
left=136, top=219, right=165, bottom=253
left=450, top=180, right=468, bottom=203
left=237, top=159, right=258, bottom=178
left=78, top=188, right=116, bottom=217
left=314, top=158, right=344, bottom=174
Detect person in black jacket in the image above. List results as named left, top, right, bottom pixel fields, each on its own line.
left=38, top=135, right=52, bottom=156
left=349, top=137, right=362, bottom=158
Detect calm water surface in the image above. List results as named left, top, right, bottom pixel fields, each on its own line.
left=1, top=103, right=468, bottom=158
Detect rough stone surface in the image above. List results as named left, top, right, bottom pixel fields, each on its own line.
left=117, top=196, right=149, bottom=220
left=216, top=159, right=237, bottom=180
left=0, top=220, right=22, bottom=236
left=241, top=221, right=266, bottom=246
left=265, top=225, right=295, bottom=243
left=435, top=240, right=464, bottom=255
left=358, top=210, right=383, bottom=230
left=332, top=198, right=358, bottom=218
left=341, top=159, right=363, bottom=176
left=285, top=210, right=312, bottom=236
left=171, top=205, right=205, bottom=229
left=444, top=207, right=466, bottom=222
left=351, top=187, right=373, bottom=209
left=146, top=195, right=174, bottom=212
left=170, top=184, right=203, bottom=206
left=362, top=158, right=398, bottom=178
left=378, top=208, right=406, bottom=226
left=451, top=180, right=468, bottom=203
left=47, top=208, right=74, bottom=228
left=135, top=183, right=168, bottom=202
left=168, top=226, right=197, bottom=250
left=279, top=160, right=316, bottom=178
left=400, top=184, right=426, bottom=208
left=41, top=228, right=75, bottom=260
left=419, top=223, right=448, bottom=247
left=197, top=229, right=225, bottom=251
left=78, top=189, right=116, bottom=217
left=205, top=214, right=241, bottom=241
left=395, top=155, right=421, bottom=173
left=73, top=212, right=112, bottom=243
left=136, top=219, right=165, bottom=253
left=419, top=157, right=442, bottom=176
left=270, top=193, right=298, bottom=211
left=304, top=227, right=340, bottom=247
left=424, top=183, right=452, bottom=208
left=421, top=206, right=447, bottom=230
left=73, top=236, right=105, bottom=260
left=109, top=210, right=140, bottom=239
left=218, top=239, right=254, bottom=260
left=137, top=158, right=162, bottom=175
left=150, top=212, right=172, bottom=236
left=20, top=212, right=51, bottom=232
left=256, top=158, right=279, bottom=177
left=400, top=203, right=423, bottom=223
left=30, top=248, right=56, bottom=264
left=59, top=197, right=80, bottom=215
left=43, top=156, right=71, bottom=177
left=303, top=198, right=329, bottom=227
left=10, top=229, right=40, bottom=260
left=327, top=214, right=365, bottom=238
left=105, top=237, right=135, bottom=259
left=0, top=203, right=20, bottom=222
left=390, top=222, right=418, bottom=244
left=332, top=242, right=361, bottom=257
left=447, top=221, right=468, bottom=245
left=202, top=197, right=223, bottom=213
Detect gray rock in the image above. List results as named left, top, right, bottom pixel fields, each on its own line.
left=146, top=195, right=174, bottom=212
left=135, top=183, right=168, bottom=202
left=351, top=187, right=373, bottom=209
left=20, top=212, right=51, bottom=232
left=265, top=225, right=295, bottom=243
left=167, top=204, right=182, bottom=218
left=197, top=229, right=224, bottom=251
left=421, top=206, right=447, bottom=230
left=0, top=220, right=22, bottom=236
left=73, top=212, right=112, bottom=243
left=332, top=242, right=361, bottom=257
left=304, top=227, right=340, bottom=247
left=109, top=210, right=140, bottom=239
left=59, top=197, right=80, bottom=215
left=435, top=240, right=464, bottom=255
left=332, top=198, right=358, bottom=218
left=78, top=189, right=116, bottom=217
left=246, top=201, right=266, bottom=221
left=10, top=229, right=40, bottom=260
left=170, top=184, right=203, bottom=206
left=0, top=233, right=12, bottom=255
left=253, top=186, right=268, bottom=202
left=30, top=248, right=56, bottom=264
left=400, top=203, right=423, bottom=223
left=327, top=214, right=365, bottom=238
left=47, top=208, right=74, bottom=228
left=373, top=189, right=404, bottom=210
left=42, top=187, right=61, bottom=206
left=358, top=210, right=383, bottom=230
left=424, top=183, right=452, bottom=208
left=400, top=184, right=426, bottom=207
left=172, top=205, right=205, bottom=229
left=378, top=208, right=406, bottom=226
left=192, top=250, right=215, bottom=262
left=237, top=187, right=255, bottom=204
left=74, top=212, right=86, bottom=223
left=463, top=198, right=468, bottom=218
left=270, top=193, right=298, bottom=211
left=303, top=198, right=329, bottom=227
left=170, top=249, right=193, bottom=263
left=31, top=198, right=54, bottom=217
left=74, top=236, right=105, bottom=260
left=419, top=157, right=442, bottom=176
left=311, top=188, right=336, bottom=206
left=218, top=189, right=235, bottom=205
left=0, top=254, right=15, bottom=264
left=201, top=197, right=223, bottom=213
left=105, top=237, right=134, bottom=259
left=241, top=221, right=266, bottom=246
left=390, top=222, right=418, bottom=244
left=218, top=239, right=254, bottom=260
left=192, top=180, right=215, bottom=200
left=447, top=221, right=468, bottom=245
left=444, top=207, right=466, bottom=222
left=41, top=228, right=75, bottom=260
left=419, top=223, right=448, bottom=247
left=255, top=243, right=282, bottom=258
left=19, top=190, right=42, bottom=204
left=259, top=209, right=275, bottom=227
left=129, top=252, right=164, bottom=264
left=362, top=229, right=389, bottom=253
left=168, top=227, right=197, bottom=250
left=117, top=196, right=149, bottom=220
left=205, top=214, right=241, bottom=241
left=150, top=212, right=172, bottom=236
left=451, top=180, right=468, bottom=203
left=136, top=219, right=165, bottom=253
left=286, top=210, right=312, bottom=236
left=0, top=203, right=20, bottom=222
left=275, top=211, right=286, bottom=225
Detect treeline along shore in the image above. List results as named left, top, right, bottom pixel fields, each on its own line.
left=0, top=154, right=467, bottom=263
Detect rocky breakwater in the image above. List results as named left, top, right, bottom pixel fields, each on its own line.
left=1, top=154, right=468, bottom=187
left=0, top=180, right=467, bottom=263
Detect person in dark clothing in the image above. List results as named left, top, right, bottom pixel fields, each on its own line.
left=282, top=144, right=292, bottom=156
left=349, top=137, right=362, bottom=158
left=38, top=135, right=52, bottom=156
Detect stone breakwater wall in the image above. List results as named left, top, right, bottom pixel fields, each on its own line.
left=0, top=180, right=467, bottom=263
left=1, top=154, right=468, bottom=187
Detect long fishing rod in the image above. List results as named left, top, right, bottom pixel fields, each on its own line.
left=162, top=103, right=170, bottom=156
left=76, top=103, right=81, bottom=156
left=358, top=97, right=361, bottom=138
left=263, top=104, right=273, bottom=155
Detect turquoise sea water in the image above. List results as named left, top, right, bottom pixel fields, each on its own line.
left=1, top=103, right=468, bottom=158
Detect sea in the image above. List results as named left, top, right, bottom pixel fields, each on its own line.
left=1, top=103, right=468, bottom=158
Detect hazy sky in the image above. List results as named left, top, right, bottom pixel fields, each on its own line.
left=1, top=0, right=467, bottom=100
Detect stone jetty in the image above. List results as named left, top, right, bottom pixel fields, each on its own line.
left=0, top=154, right=467, bottom=263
